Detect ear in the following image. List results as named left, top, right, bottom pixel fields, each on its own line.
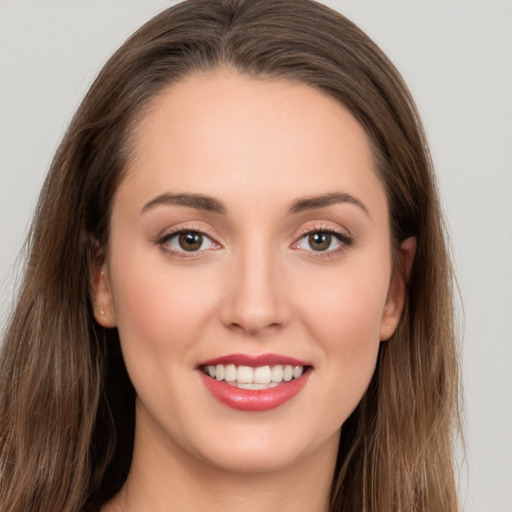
left=90, top=242, right=117, bottom=328
left=379, top=236, right=417, bottom=341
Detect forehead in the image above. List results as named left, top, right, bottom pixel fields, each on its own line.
left=118, top=70, right=386, bottom=218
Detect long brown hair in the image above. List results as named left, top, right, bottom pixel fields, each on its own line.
left=0, top=1, right=460, bottom=510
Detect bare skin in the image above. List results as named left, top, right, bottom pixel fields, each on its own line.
left=106, top=421, right=337, bottom=511
left=95, top=70, right=415, bottom=512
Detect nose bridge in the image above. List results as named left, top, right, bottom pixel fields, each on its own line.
left=221, top=235, right=288, bottom=335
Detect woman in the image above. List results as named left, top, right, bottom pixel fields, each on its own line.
left=0, top=0, right=460, bottom=511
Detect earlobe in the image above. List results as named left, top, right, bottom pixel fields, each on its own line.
left=90, top=244, right=117, bottom=328
left=379, top=236, right=417, bottom=341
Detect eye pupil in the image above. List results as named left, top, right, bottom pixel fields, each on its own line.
left=179, top=232, right=203, bottom=251
left=309, top=232, right=331, bottom=251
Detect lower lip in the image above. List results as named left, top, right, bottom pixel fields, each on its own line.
left=199, top=370, right=311, bottom=411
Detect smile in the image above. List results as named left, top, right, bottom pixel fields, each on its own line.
left=201, top=364, right=305, bottom=389
left=197, top=354, right=312, bottom=411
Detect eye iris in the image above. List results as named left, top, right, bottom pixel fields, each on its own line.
left=309, top=232, right=331, bottom=251
left=178, top=232, right=203, bottom=251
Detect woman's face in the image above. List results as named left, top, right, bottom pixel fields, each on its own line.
left=93, top=71, right=409, bottom=473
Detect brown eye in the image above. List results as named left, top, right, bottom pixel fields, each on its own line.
left=292, top=229, right=352, bottom=254
left=160, top=229, right=219, bottom=256
left=308, top=232, right=332, bottom=251
left=178, top=232, right=203, bottom=251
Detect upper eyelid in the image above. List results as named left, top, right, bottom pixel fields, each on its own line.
left=293, top=224, right=354, bottom=250
left=154, top=222, right=352, bottom=247
left=296, top=223, right=352, bottom=239
left=157, top=228, right=220, bottom=257
left=160, top=229, right=214, bottom=243
left=157, top=223, right=219, bottom=242
left=298, top=225, right=343, bottom=236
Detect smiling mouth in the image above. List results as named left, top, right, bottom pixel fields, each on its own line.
left=200, top=364, right=310, bottom=390
left=197, top=356, right=313, bottom=411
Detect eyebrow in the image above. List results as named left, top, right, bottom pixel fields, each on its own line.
left=141, top=193, right=227, bottom=215
left=140, top=191, right=369, bottom=217
left=288, top=192, right=370, bottom=217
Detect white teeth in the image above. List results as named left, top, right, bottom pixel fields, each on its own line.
left=283, top=365, right=294, bottom=382
left=226, top=381, right=280, bottom=390
left=237, top=366, right=254, bottom=384
left=215, top=364, right=225, bottom=381
left=253, top=365, right=272, bottom=384
left=224, top=364, right=237, bottom=382
left=204, top=363, right=307, bottom=386
left=237, top=382, right=279, bottom=390
left=271, top=365, right=283, bottom=382
left=293, top=366, right=303, bottom=379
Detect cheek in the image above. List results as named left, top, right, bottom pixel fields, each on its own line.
left=107, top=252, right=223, bottom=439
left=298, top=257, right=391, bottom=346
left=313, top=284, right=384, bottom=377
left=108, top=249, right=218, bottom=367
left=293, top=258, right=390, bottom=419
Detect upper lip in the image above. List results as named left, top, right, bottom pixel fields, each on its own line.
left=196, top=353, right=311, bottom=368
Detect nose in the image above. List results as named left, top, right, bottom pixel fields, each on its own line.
left=219, top=243, right=290, bottom=336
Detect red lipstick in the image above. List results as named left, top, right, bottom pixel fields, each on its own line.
left=197, top=353, right=312, bottom=412
left=197, top=353, right=310, bottom=368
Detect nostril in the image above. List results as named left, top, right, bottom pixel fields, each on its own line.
left=227, top=320, right=284, bottom=337
left=218, top=258, right=291, bottom=333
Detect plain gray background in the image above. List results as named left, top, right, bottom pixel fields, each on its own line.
left=1, top=1, right=511, bottom=511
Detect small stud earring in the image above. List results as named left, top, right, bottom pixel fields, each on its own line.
left=100, top=309, right=105, bottom=316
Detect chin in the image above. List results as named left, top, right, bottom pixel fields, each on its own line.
left=186, top=421, right=340, bottom=475
left=198, top=444, right=306, bottom=474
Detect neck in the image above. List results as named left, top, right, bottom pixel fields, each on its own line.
left=104, top=412, right=339, bottom=512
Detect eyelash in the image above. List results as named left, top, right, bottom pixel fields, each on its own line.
left=156, top=225, right=220, bottom=258
left=156, top=225, right=353, bottom=259
left=293, top=225, right=354, bottom=258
